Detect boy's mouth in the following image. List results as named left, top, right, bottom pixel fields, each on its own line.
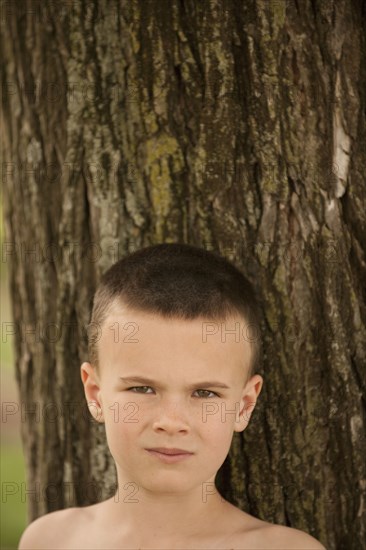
left=145, top=448, right=194, bottom=463
left=146, top=447, right=193, bottom=455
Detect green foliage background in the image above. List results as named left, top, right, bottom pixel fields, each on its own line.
left=1, top=191, right=27, bottom=549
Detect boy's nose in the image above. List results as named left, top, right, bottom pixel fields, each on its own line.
left=152, top=403, right=191, bottom=433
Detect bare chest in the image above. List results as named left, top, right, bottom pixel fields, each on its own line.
left=64, top=505, right=271, bottom=550
left=66, top=522, right=270, bottom=550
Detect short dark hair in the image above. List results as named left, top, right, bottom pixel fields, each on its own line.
left=87, top=243, right=262, bottom=382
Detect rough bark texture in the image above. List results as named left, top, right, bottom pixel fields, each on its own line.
left=2, top=1, right=366, bottom=549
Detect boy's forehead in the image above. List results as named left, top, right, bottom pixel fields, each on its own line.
left=98, top=305, right=252, bottom=374
left=102, top=305, right=248, bottom=341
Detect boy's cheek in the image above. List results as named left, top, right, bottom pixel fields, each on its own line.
left=200, top=399, right=244, bottom=425
left=102, top=399, right=142, bottom=425
left=101, top=398, right=241, bottom=430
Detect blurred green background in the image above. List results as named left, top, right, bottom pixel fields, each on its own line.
left=1, top=191, right=27, bottom=549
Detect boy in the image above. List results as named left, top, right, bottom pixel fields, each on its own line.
left=19, top=243, right=325, bottom=549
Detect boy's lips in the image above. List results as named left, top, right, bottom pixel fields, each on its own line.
left=146, top=447, right=193, bottom=455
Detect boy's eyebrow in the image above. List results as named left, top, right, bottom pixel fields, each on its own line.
left=118, top=376, right=230, bottom=389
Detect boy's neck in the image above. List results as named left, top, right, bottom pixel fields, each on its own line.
left=101, top=482, right=233, bottom=543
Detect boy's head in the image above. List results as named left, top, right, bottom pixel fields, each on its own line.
left=87, top=243, right=262, bottom=383
left=81, top=243, right=263, bottom=496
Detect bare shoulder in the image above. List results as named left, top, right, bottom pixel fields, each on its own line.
left=221, top=506, right=324, bottom=550
left=18, top=506, right=82, bottom=550
left=257, top=523, right=326, bottom=549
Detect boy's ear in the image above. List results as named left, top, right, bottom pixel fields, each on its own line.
left=80, top=362, right=104, bottom=423
left=233, top=375, right=263, bottom=433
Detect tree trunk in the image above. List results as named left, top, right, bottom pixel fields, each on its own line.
left=2, top=1, right=365, bottom=549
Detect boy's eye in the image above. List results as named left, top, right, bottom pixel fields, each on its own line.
left=127, top=386, right=153, bottom=394
left=194, top=389, right=219, bottom=398
left=126, top=386, right=220, bottom=398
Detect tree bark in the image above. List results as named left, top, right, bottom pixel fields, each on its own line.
left=2, top=1, right=365, bottom=549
